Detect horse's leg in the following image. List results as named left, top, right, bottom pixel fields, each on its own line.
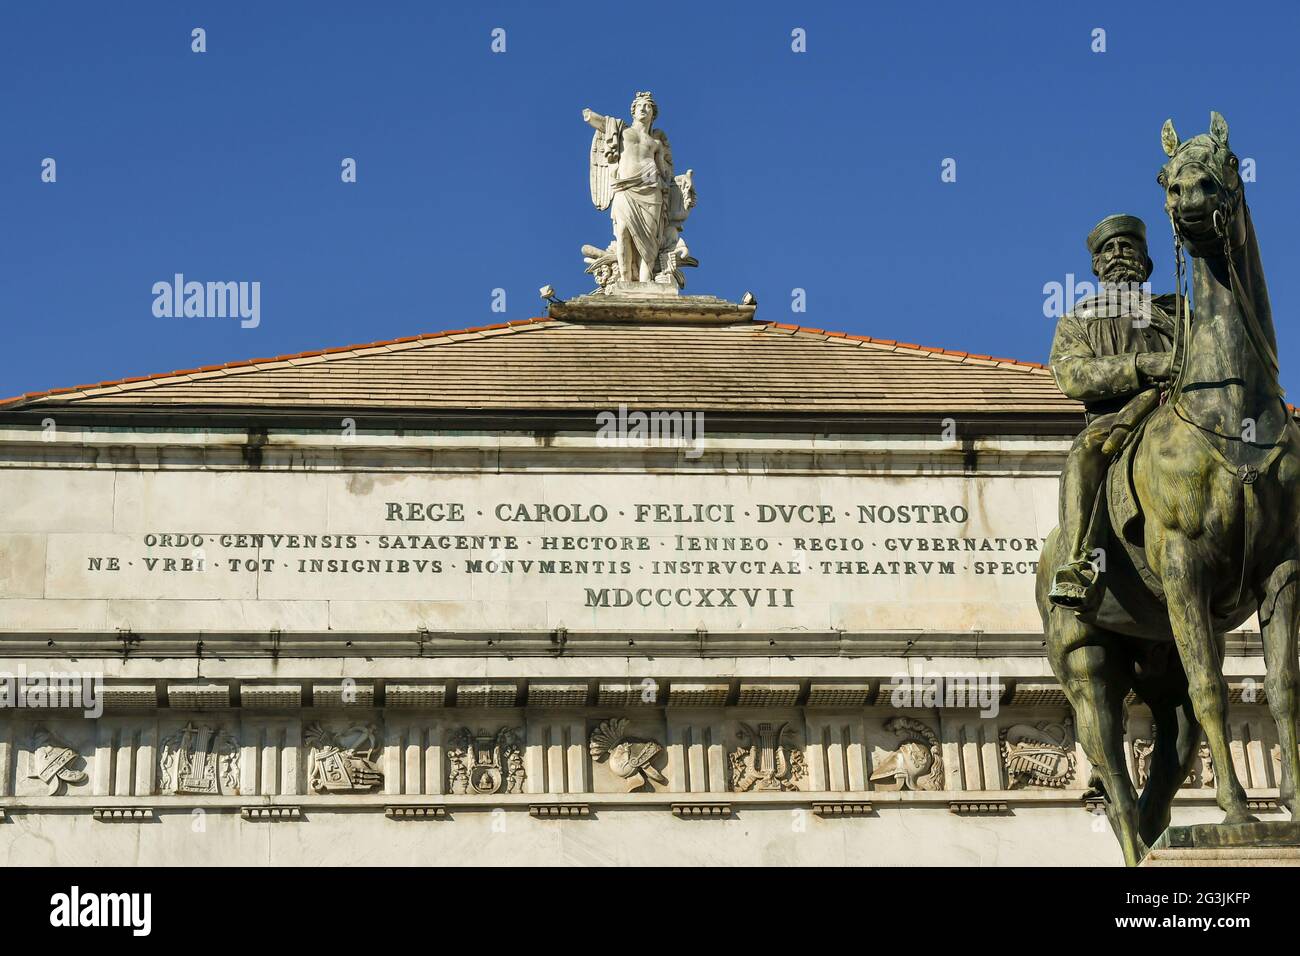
left=1159, top=537, right=1256, bottom=824
left=1259, top=558, right=1300, bottom=817
left=1045, top=611, right=1145, bottom=864
left=1131, top=644, right=1201, bottom=845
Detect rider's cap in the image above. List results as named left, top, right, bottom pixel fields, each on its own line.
left=1087, top=214, right=1147, bottom=254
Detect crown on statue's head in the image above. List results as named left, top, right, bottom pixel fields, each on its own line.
left=631, top=90, right=658, bottom=119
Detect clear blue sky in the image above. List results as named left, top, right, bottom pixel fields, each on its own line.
left=4, top=1, right=1300, bottom=399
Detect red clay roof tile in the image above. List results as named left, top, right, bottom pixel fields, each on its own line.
left=0, top=315, right=1072, bottom=415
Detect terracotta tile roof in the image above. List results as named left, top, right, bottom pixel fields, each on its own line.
left=0, top=316, right=1080, bottom=416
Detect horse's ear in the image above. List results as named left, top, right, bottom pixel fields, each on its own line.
left=1161, top=119, right=1179, bottom=157
left=1209, top=111, right=1229, bottom=146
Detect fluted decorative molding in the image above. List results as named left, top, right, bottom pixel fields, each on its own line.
left=311, top=682, right=375, bottom=708
left=240, top=684, right=302, bottom=710
left=166, top=683, right=230, bottom=710
left=455, top=682, right=518, bottom=708
left=666, top=682, right=729, bottom=707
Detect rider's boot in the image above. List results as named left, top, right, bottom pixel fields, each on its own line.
left=1049, top=433, right=1109, bottom=611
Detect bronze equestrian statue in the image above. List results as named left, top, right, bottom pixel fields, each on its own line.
left=1036, top=112, right=1300, bottom=865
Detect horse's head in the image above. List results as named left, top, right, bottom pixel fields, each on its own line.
left=1158, top=111, right=1245, bottom=257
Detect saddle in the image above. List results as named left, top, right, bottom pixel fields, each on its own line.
left=1104, top=392, right=1165, bottom=603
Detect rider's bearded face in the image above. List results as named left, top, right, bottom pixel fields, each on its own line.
left=1096, top=237, right=1148, bottom=284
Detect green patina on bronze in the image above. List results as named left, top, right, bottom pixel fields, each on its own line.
left=1154, top=820, right=1300, bottom=850
left=1036, top=112, right=1300, bottom=865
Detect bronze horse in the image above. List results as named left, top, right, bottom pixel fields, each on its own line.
left=1036, top=112, right=1300, bottom=865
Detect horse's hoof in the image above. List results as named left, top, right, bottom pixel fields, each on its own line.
left=1223, top=810, right=1259, bottom=826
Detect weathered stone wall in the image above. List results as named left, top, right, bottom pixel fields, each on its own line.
left=0, top=433, right=1059, bottom=638
left=0, top=423, right=1280, bottom=865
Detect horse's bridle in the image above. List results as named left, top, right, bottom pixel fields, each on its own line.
left=1142, top=126, right=1291, bottom=614
left=1162, top=149, right=1282, bottom=404
left=1159, top=150, right=1290, bottom=612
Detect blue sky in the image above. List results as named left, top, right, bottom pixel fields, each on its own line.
left=4, top=1, right=1300, bottom=398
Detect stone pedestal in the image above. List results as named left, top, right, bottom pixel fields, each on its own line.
left=606, top=280, right=680, bottom=298
left=1142, top=821, right=1300, bottom=866
left=548, top=292, right=756, bottom=325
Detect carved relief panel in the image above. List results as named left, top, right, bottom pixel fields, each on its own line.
left=158, top=721, right=240, bottom=796
left=728, top=720, right=806, bottom=792
left=589, top=717, right=668, bottom=792
left=1000, top=719, right=1076, bottom=789
left=447, top=726, right=525, bottom=795
left=26, top=727, right=89, bottom=795
left=12, top=723, right=93, bottom=798
left=869, top=716, right=944, bottom=791
left=1131, top=733, right=1214, bottom=789
left=306, top=723, right=383, bottom=793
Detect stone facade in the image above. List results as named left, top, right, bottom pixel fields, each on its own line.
left=0, top=411, right=1283, bottom=866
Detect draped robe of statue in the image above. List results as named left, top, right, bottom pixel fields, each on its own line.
left=590, top=116, right=667, bottom=282
left=611, top=159, right=663, bottom=275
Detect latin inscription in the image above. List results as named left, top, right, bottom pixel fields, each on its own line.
left=78, top=498, right=1042, bottom=611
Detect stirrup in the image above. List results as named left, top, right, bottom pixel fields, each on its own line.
left=1049, top=564, right=1097, bottom=610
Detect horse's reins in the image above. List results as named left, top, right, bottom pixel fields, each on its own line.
left=1165, top=212, right=1191, bottom=400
